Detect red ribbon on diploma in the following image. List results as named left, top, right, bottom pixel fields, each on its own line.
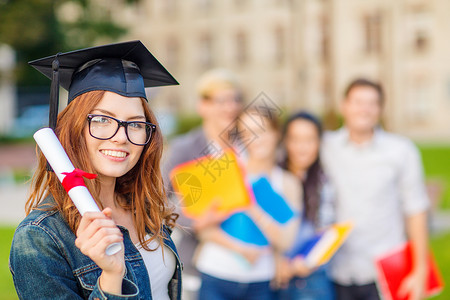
left=61, top=168, right=97, bottom=193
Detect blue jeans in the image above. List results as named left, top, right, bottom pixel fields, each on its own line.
left=275, top=268, right=335, bottom=300
left=199, top=273, right=275, bottom=300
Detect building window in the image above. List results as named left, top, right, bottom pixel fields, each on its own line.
left=363, top=12, right=382, bottom=55
left=197, top=0, right=213, bottom=12
left=408, top=76, right=431, bottom=125
left=234, top=0, right=248, bottom=10
left=407, top=7, right=431, bottom=54
left=274, top=26, right=285, bottom=65
left=166, top=38, right=179, bottom=70
left=319, top=14, right=330, bottom=62
left=163, top=0, right=177, bottom=17
left=414, top=30, right=428, bottom=52
left=235, top=31, right=248, bottom=65
left=198, top=34, right=213, bottom=69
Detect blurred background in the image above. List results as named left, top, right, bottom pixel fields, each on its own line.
left=1, top=0, right=449, bottom=299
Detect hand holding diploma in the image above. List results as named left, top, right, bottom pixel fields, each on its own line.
left=33, top=128, right=122, bottom=255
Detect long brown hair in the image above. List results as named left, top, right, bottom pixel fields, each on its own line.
left=281, top=111, right=324, bottom=225
left=26, top=90, right=177, bottom=250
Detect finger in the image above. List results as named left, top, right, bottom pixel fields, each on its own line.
left=102, top=207, right=113, bottom=219
left=77, top=217, right=117, bottom=241
left=88, top=233, right=124, bottom=259
left=77, top=211, right=109, bottom=236
left=77, top=226, right=122, bottom=255
left=397, top=280, right=410, bottom=298
left=75, top=219, right=119, bottom=249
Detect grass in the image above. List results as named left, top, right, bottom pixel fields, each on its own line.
left=419, top=146, right=450, bottom=210
left=430, top=231, right=450, bottom=299
left=0, top=226, right=18, bottom=300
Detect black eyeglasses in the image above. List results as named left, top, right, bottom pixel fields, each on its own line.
left=87, top=114, right=156, bottom=146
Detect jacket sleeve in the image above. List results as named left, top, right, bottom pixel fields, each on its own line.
left=9, top=224, right=138, bottom=300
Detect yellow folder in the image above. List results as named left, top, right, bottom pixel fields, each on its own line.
left=305, top=222, right=354, bottom=267
left=170, top=149, right=252, bottom=218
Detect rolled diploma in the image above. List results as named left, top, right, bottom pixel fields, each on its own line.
left=33, top=128, right=121, bottom=255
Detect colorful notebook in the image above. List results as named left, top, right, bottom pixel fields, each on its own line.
left=220, top=176, right=297, bottom=246
left=221, top=212, right=269, bottom=246
left=170, top=149, right=252, bottom=218
left=289, top=222, right=353, bottom=267
left=375, top=241, right=444, bottom=300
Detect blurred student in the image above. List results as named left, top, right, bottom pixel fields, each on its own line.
left=321, top=78, right=430, bottom=300
left=195, top=107, right=301, bottom=300
left=163, top=69, right=243, bottom=297
left=275, top=111, right=335, bottom=300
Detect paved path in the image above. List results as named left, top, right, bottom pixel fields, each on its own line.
left=0, top=184, right=28, bottom=226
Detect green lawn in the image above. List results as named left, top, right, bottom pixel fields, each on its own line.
left=420, top=145, right=450, bottom=210
left=430, top=231, right=450, bottom=299
left=0, top=226, right=18, bottom=300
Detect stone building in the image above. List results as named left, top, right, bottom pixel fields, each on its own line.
left=74, top=0, right=450, bottom=141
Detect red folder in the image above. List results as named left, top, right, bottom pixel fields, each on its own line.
left=375, top=241, right=444, bottom=300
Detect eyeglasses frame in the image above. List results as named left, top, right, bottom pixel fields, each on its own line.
left=86, top=114, right=156, bottom=146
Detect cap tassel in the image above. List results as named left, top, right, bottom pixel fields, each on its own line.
left=46, top=54, right=61, bottom=171
left=49, top=54, right=61, bottom=130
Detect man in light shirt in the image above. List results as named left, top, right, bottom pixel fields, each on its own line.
left=321, top=78, right=429, bottom=300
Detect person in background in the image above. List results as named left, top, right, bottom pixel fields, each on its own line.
left=162, top=69, right=243, bottom=299
left=275, top=111, right=335, bottom=300
left=321, top=78, right=430, bottom=300
left=9, top=41, right=182, bottom=299
left=194, top=107, right=301, bottom=300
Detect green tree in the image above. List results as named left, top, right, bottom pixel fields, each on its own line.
left=0, top=0, right=130, bottom=86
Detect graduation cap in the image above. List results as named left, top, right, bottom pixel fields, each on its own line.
left=29, top=40, right=178, bottom=131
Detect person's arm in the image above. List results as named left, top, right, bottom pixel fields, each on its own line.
left=246, top=205, right=296, bottom=251
left=397, top=141, right=430, bottom=300
left=247, top=174, right=302, bottom=252
left=197, top=226, right=264, bottom=264
left=398, top=211, right=428, bottom=300
left=9, top=213, right=138, bottom=299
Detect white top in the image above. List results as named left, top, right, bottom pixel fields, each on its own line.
left=321, top=128, right=430, bottom=285
left=195, top=167, right=289, bottom=282
left=136, top=236, right=176, bottom=300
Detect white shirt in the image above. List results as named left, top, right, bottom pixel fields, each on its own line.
left=136, top=237, right=176, bottom=300
left=321, top=128, right=429, bottom=285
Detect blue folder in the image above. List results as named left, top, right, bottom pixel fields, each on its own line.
left=220, top=176, right=297, bottom=246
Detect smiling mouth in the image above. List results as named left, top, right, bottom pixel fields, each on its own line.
left=100, top=150, right=128, bottom=158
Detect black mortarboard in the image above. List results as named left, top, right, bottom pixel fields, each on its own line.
left=29, top=40, right=178, bottom=131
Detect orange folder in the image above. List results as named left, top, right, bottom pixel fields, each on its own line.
left=375, top=241, right=444, bottom=300
left=169, top=149, right=252, bottom=218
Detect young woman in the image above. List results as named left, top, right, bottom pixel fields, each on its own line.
left=9, top=41, right=182, bottom=299
left=276, top=111, right=335, bottom=300
left=194, top=108, right=301, bottom=300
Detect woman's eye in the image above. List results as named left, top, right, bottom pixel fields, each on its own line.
left=92, top=116, right=111, bottom=124
left=129, top=122, right=144, bottom=129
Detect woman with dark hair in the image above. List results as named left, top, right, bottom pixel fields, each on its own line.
left=9, top=41, right=182, bottom=299
left=276, top=111, right=335, bottom=300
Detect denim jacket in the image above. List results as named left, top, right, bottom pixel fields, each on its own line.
left=9, top=198, right=182, bottom=300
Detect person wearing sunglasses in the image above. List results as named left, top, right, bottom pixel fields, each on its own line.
left=9, top=41, right=182, bottom=299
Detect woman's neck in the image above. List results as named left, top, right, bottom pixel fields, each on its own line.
left=98, top=176, right=117, bottom=209
left=287, top=161, right=307, bottom=180
left=202, top=123, right=232, bottom=150
left=246, top=156, right=274, bottom=175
